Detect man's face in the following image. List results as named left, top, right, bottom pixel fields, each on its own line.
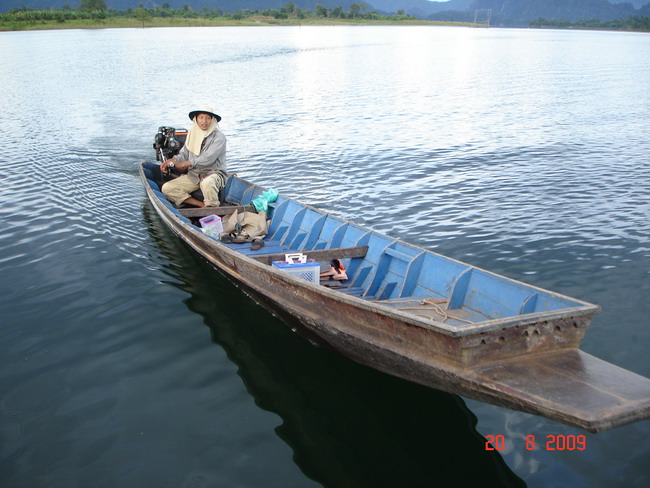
left=197, top=113, right=213, bottom=130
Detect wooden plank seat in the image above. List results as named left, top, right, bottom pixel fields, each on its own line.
left=179, top=205, right=255, bottom=218
left=249, top=246, right=369, bottom=265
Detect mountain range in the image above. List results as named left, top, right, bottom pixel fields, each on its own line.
left=2, top=0, right=649, bottom=25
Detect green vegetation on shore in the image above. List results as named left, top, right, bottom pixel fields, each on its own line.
left=0, top=2, right=470, bottom=31
left=2, top=1, right=648, bottom=32
left=529, top=16, right=650, bottom=32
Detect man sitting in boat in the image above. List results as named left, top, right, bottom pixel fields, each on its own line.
left=159, top=105, right=227, bottom=208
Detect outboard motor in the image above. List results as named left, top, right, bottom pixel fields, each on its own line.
left=153, top=126, right=187, bottom=161
left=150, top=126, right=203, bottom=200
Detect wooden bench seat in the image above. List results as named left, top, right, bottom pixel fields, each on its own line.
left=249, top=245, right=369, bottom=265
left=179, top=205, right=254, bottom=219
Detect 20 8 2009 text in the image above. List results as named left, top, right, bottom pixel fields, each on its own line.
left=484, top=434, right=587, bottom=451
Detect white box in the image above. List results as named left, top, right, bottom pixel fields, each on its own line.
left=272, top=261, right=320, bottom=283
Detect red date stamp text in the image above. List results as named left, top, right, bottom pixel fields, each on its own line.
left=485, top=434, right=587, bottom=451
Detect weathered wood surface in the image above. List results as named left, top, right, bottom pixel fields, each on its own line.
left=468, top=349, right=650, bottom=432
left=179, top=205, right=254, bottom=218
left=250, top=246, right=369, bottom=265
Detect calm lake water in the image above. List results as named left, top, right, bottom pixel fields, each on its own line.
left=1, top=25, right=649, bottom=487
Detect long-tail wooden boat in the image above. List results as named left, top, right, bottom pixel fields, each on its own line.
left=139, top=157, right=650, bottom=432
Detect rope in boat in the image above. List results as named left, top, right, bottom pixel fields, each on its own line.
left=371, top=298, right=475, bottom=324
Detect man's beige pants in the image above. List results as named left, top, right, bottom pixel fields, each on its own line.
left=161, top=173, right=225, bottom=207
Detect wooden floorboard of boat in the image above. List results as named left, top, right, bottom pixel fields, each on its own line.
left=468, top=349, right=650, bottom=431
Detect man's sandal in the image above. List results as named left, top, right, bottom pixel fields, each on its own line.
left=250, top=238, right=265, bottom=251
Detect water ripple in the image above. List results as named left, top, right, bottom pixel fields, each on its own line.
left=1, top=26, right=649, bottom=488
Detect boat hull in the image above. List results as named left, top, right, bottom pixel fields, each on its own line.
left=139, top=163, right=650, bottom=432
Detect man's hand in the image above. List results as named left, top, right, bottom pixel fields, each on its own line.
left=174, top=160, right=191, bottom=172
left=161, top=159, right=190, bottom=174
left=160, top=159, right=173, bottom=174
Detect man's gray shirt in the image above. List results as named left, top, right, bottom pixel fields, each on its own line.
left=176, top=130, right=227, bottom=185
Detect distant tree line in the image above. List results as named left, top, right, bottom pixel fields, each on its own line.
left=0, top=1, right=417, bottom=23
left=1, top=0, right=108, bottom=21
left=529, top=16, right=650, bottom=32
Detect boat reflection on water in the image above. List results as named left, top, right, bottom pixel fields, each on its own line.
left=143, top=203, right=526, bottom=488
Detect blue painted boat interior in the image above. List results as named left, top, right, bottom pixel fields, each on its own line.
left=145, top=170, right=586, bottom=326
